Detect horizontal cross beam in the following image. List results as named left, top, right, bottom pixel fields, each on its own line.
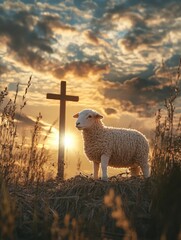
left=47, top=93, right=79, bottom=102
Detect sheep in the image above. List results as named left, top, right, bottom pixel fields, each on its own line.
left=73, top=109, right=150, bottom=180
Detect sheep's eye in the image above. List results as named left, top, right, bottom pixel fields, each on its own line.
left=88, top=115, right=92, bottom=118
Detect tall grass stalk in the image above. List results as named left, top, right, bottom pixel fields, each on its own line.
left=0, top=77, right=51, bottom=185
left=0, top=177, right=15, bottom=240
left=150, top=59, right=181, bottom=240
left=151, top=59, right=181, bottom=175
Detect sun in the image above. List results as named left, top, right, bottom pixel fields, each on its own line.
left=50, top=128, right=75, bottom=149
left=63, top=133, right=75, bottom=149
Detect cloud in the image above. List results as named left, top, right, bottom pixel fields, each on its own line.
left=119, top=28, right=167, bottom=53
left=85, top=30, right=100, bottom=45
left=98, top=0, right=181, bottom=55
left=165, top=55, right=181, bottom=67
left=103, top=75, right=180, bottom=117
left=0, top=5, right=55, bottom=73
left=0, top=63, right=8, bottom=75
left=40, top=14, right=77, bottom=34
left=105, top=7, right=145, bottom=29
left=53, top=60, right=109, bottom=79
left=0, top=10, right=53, bottom=53
left=104, top=107, right=117, bottom=115
left=0, top=0, right=180, bottom=124
left=0, top=2, right=78, bottom=74
left=84, top=30, right=110, bottom=47
left=15, top=112, right=36, bottom=126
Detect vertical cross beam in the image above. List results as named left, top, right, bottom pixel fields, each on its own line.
left=59, top=81, right=66, bottom=179
left=47, top=81, right=79, bottom=180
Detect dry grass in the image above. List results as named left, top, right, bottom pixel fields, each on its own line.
left=5, top=174, right=151, bottom=240
left=1, top=171, right=180, bottom=240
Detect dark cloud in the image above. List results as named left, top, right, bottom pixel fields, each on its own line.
left=103, top=8, right=164, bottom=53
left=104, top=64, right=156, bottom=84
left=15, top=112, right=35, bottom=126
left=74, top=0, right=108, bottom=19
left=0, top=7, right=55, bottom=73
left=53, top=61, right=108, bottom=79
left=0, top=10, right=53, bottom=53
left=147, top=0, right=181, bottom=9
left=0, top=106, right=37, bottom=127
left=0, top=4, right=78, bottom=71
left=17, top=50, right=52, bottom=71
left=98, top=0, right=181, bottom=53
left=85, top=30, right=99, bottom=45
left=0, top=63, right=8, bottom=75
left=41, top=14, right=76, bottom=32
left=120, top=28, right=167, bottom=52
left=105, top=0, right=181, bottom=17
left=165, top=55, right=181, bottom=67
left=0, top=3, right=81, bottom=75
left=104, top=108, right=117, bottom=115
left=103, top=76, right=178, bottom=116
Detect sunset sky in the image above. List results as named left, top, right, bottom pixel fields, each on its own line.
left=0, top=0, right=181, bottom=178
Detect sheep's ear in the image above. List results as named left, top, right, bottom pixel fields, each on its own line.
left=73, top=113, right=79, bottom=118
left=95, top=113, right=103, bottom=119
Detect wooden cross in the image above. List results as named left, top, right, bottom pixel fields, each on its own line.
left=47, top=81, right=79, bottom=180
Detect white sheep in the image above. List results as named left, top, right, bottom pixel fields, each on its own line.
left=73, top=109, right=150, bottom=180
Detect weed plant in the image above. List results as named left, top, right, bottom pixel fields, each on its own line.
left=150, top=59, right=181, bottom=240
left=104, top=188, right=137, bottom=240
left=150, top=163, right=181, bottom=240
left=151, top=59, right=181, bottom=175
left=0, top=177, right=16, bottom=240
left=0, top=77, right=50, bottom=185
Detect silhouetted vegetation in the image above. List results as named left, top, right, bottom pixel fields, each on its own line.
left=150, top=59, right=181, bottom=240
left=152, top=60, right=181, bottom=175
left=0, top=77, right=51, bottom=185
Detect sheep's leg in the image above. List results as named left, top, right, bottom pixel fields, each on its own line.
left=141, top=162, right=150, bottom=178
left=101, top=154, right=109, bottom=180
left=93, top=162, right=100, bottom=179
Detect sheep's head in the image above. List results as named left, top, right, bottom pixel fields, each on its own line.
left=73, top=109, right=103, bottom=130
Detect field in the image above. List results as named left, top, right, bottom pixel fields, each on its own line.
left=0, top=70, right=181, bottom=240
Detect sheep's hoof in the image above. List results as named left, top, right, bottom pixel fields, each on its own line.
left=101, top=177, right=108, bottom=181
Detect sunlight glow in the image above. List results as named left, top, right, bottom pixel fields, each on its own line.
left=50, top=128, right=75, bottom=150
left=63, top=133, right=75, bottom=149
